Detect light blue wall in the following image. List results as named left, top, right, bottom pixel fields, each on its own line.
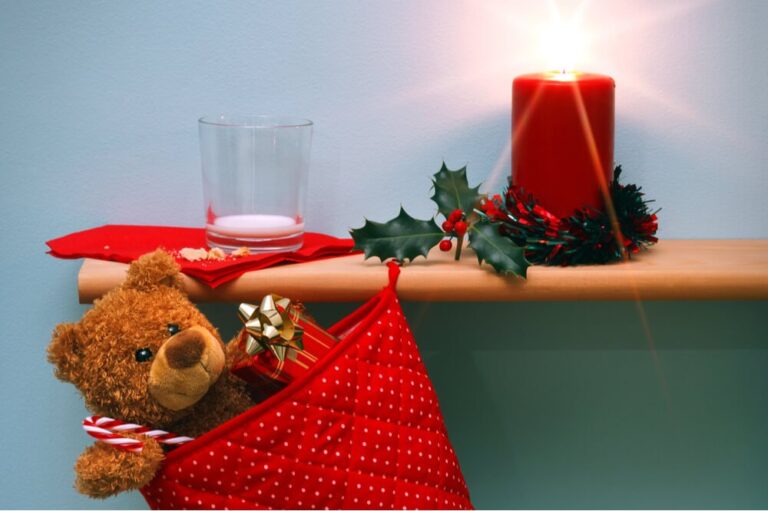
left=1, top=0, right=766, bottom=508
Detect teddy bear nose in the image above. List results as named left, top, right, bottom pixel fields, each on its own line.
left=164, top=330, right=206, bottom=369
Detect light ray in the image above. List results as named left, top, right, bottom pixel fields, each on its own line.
left=481, top=138, right=511, bottom=194
left=369, top=0, right=720, bottom=129
left=483, top=81, right=547, bottom=193
left=570, top=83, right=624, bottom=255
left=618, top=70, right=748, bottom=149
left=588, top=0, right=715, bottom=44
left=571, top=81, right=673, bottom=413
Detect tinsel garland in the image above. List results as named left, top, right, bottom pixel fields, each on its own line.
left=480, top=166, right=659, bottom=266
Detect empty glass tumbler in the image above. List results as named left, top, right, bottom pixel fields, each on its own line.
left=199, top=115, right=312, bottom=253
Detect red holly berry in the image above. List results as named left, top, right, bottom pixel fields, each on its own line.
left=454, top=220, right=467, bottom=236
left=449, top=209, right=463, bottom=222
left=439, top=239, right=452, bottom=252
left=441, top=220, right=454, bottom=232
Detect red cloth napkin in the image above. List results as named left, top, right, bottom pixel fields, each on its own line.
left=47, top=225, right=358, bottom=288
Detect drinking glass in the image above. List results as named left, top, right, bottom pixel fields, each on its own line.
left=199, top=115, right=312, bottom=252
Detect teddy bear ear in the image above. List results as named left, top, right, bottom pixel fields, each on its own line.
left=123, top=249, right=183, bottom=292
left=47, top=323, right=82, bottom=384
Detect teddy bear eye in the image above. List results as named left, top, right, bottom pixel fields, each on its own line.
left=167, top=324, right=181, bottom=335
left=135, top=348, right=153, bottom=362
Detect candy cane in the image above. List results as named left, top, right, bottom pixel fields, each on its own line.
left=83, top=416, right=194, bottom=453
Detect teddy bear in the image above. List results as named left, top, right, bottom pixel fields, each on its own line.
left=48, top=249, right=259, bottom=499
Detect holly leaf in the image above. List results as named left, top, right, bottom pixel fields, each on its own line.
left=468, top=220, right=530, bottom=277
left=350, top=207, right=443, bottom=262
left=430, top=162, right=483, bottom=217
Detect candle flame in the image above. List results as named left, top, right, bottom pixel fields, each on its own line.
left=539, top=16, right=587, bottom=73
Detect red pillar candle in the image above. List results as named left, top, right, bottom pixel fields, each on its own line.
left=512, top=72, right=615, bottom=218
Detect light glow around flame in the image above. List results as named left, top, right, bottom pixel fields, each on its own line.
left=370, top=0, right=724, bottom=419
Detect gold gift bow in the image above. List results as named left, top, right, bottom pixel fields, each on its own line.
left=237, top=295, right=304, bottom=362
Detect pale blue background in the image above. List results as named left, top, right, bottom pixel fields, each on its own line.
left=1, top=0, right=767, bottom=508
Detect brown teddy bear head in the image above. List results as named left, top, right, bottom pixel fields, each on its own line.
left=48, top=250, right=227, bottom=428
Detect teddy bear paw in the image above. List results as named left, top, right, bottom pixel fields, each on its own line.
left=74, top=436, right=164, bottom=498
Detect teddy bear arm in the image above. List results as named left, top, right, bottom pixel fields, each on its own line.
left=74, top=434, right=164, bottom=499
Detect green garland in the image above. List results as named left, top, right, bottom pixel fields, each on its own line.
left=483, top=166, right=659, bottom=266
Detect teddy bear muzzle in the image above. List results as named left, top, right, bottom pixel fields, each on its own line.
left=148, top=326, right=226, bottom=411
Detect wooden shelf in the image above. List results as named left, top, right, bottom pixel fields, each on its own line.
left=77, top=240, right=768, bottom=303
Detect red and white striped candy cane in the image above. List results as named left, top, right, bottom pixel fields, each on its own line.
left=83, top=416, right=194, bottom=453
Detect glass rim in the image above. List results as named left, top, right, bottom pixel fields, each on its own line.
left=198, top=114, right=313, bottom=129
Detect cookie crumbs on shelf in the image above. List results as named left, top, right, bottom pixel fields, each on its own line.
left=179, top=247, right=209, bottom=262
left=232, top=246, right=250, bottom=258
left=207, top=247, right=226, bottom=260
left=178, top=246, right=249, bottom=262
